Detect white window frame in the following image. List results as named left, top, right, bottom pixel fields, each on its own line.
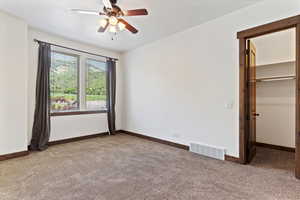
left=50, top=46, right=107, bottom=116
left=85, top=57, right=108, bottom=111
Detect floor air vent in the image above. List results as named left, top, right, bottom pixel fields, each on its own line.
left=190, top=142, right=225, bottom=160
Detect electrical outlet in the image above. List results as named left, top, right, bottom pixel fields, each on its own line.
left=225, top=100, right=234, bottom=109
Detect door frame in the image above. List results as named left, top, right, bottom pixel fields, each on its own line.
left=237, top=15, right=300, bottom=179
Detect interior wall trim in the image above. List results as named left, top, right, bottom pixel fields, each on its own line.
left=120, top=130, right=240, bottom=163
left=2, top=131, right=120, bottom=161
left=120, top=130, right=189, bottom=150
left=224, top=155, right=241, bottom=163
left=255, top=142, right=295, bottom=152
left=0, top=150, right=29, bottom=161
left=237, top=15, right=300, bottom=39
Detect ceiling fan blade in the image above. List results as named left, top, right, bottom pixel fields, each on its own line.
left=98, top=19, right=109, bottom=33
left=102, top=0, right=113, bottom=9
left=123, top=9, right=148, bottom=16
left=118, top=19, right=138, bottom=34
left=71, top=9, right=102, bottom=15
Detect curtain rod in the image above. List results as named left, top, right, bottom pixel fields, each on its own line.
left=33, top=39, right=118, bottom=61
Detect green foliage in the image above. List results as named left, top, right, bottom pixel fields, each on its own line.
left=64, top=88, right=77, bottom=94
left=50, top=53, right=78, bottom=94
left=86, top=62, right=106, bottom=96
left=51, top=93, right=106, bottom=101
left=50, top=53, right=107, bottom=100
left=51, top=93, right=77, bottom=101
left=86, top=95, right=106, bottom=101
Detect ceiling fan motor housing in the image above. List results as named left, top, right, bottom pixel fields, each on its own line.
left=110, top=0, right=117, bottom=5
left=104, top=5, right=122, bottom=17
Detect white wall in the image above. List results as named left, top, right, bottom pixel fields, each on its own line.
left=252, top=29, right=296, bottom=148
left=122, top=0, right=300, bottom=157
left=28, top=29, right=123, bottom=143
left=0, top=11, right=28, bottom=155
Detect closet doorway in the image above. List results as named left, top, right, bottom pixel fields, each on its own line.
left=237, top=15, right=300, bottom=179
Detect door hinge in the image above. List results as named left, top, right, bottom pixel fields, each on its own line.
left=246, top=81, right=249, bottom=88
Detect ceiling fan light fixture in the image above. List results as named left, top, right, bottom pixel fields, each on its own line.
left=109, top=26, right=117, bottom=33
left=118, top=22, right=126, bottom=31
left=73, top=0, right=148, bottom=35
left=100, top=18, right=108, bottom=27
left=109, top=16, right=118, bottom=26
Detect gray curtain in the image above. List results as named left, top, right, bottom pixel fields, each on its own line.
left=30, top=42, right=51, bottom=151
left=106, top=59, right=116, bottom=135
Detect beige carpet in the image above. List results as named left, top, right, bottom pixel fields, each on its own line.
left=0, top=134, right=299, bottom=200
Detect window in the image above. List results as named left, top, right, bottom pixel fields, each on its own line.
left=86, top=59, right=107, bottom=111
left=50, top=52, right=79, bottom=112
left=50, top=51, right=107, bottom=114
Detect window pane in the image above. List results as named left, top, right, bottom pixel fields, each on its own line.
left=50, top=52, right=79, bottom=112
left=86, top=59, right=107, bottom=110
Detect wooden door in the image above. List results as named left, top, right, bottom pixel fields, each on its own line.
left=238, top=15, right=300, bottom=179
left=246, top=40, right=257, bottom=163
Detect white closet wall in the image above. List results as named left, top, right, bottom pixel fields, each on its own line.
left=253, top=29, right=296, bottom=148
left=253, top=29, right=295, bottom=66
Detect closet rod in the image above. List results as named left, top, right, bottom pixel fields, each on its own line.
left=256, top=75, right=296, bottom=82
left=33, top=39, right=118, bottom=61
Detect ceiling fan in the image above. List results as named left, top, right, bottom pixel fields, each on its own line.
left=72, top=0, right=148, bottom=34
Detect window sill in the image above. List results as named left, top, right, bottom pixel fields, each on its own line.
left=51, top=110, right=107, bottom=117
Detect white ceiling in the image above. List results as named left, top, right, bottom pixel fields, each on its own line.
left=0, top=0, right=263, bottom=52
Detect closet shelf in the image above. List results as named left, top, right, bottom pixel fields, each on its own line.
left=256, top=60, right=296, bottom=67
left=256, top=75, right=296, bottom=82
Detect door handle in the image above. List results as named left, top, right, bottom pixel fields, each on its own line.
left=253, top=113, right=260, bottom=117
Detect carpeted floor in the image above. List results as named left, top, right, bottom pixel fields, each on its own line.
left=250, top=146, right=295, bottom=172
left=0, top=134, right=299, bottom=200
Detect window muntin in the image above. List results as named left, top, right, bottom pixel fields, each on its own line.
left=50, top=51, right=79, bottom=112
left=86, top=59, right=107, bottom=111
